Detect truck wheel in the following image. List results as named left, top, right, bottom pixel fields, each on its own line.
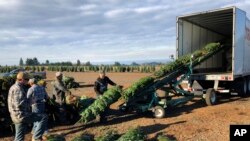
left=153, top=106, right=165, bottom=118
left=243, top=78, right=248, bottom=96
left=247, top=77, right=250, bottom=95
left=239, top=78, right=248, bottom=97
left=234, top=78, right=247, bottom=97
left=205, top=88, right=217, bottom=106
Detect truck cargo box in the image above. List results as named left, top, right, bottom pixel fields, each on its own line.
left=177, top=7, right=250, bottom=81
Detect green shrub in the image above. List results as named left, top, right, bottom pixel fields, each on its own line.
left=95, top=130, right=120, bottom=141
left=47, top=135, right=65, bottom=141
left=71, top=134, right=92, bottom=141
left=117, top=127, right=146, bottom=141
left=157, top=135, right=176, bottom=141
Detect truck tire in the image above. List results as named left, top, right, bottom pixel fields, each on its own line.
left=232, top=78, right=247, bottom=97
left=205, top=88, right=217, bottom=106
left=153, top=106, right=165, bottom=118
left=243, top=78, right=248, bottom=96
left=238, top=77, right=247, bottom=97
left=247, top=77, right=250, bottom=95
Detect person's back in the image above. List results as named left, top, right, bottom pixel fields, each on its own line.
left=27, top=84, right=48, bottom=113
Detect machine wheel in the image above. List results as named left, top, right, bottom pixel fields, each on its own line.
left=205, top=88, right=217, bottom=106
left=119, top=104, right=129, bottom=112
left=153, top=106, right=165, bottom=118
left=119, top=106, right=128, bottom=112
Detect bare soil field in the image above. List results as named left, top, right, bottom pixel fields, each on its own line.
left=1, top=71, right=250, bottom=141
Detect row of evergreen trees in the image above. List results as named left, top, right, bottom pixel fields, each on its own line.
left=47, top=65, right=156, bottom=73
left=0, top=65, right=156, bottom=73
left=0, top=66, right=19, bottom=73
left=0, top=66, right=46, bottom=73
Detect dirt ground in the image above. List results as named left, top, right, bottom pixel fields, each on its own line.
left=1, top=71, right=250, bottom=141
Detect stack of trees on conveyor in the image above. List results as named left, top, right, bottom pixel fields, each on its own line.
left=78, top=42, right=222, bottom=123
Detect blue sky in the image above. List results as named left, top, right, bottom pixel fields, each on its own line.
left=0, top=0, right=250, bottom=65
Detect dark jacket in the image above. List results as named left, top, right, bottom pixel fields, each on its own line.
left=52, top=79, right=68, bottom=105
left=94, top=76, right=116, bottom=95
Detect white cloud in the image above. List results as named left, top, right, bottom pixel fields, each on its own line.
left=0, top=0, right=19, bottom=8
left=104, top=8, right=133, bottom=18
left=79, top=4, right=97, bottom=11
left=1, top=0, right=250, bottom=65
left=104, top=5, right=170, bottom=18
left=135, top=5, right=170, bottom=14
left=81, top=11, right=100, bottom=16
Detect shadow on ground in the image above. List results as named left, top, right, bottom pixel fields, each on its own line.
left=49, top=94, right=248, bottom=137
left=56, top=110, right=144, bottom=136
left=141, top=121, right=185, bottom=141
left=164, top=94, right=246, bottom=118
left=50, top=113, right=184, bottom=141
left=2, top=95, right=248, bottom=139
left=78, top=84, right=94, bottom=88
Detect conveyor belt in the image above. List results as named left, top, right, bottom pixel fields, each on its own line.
left=126, top=44, right=227, bottom=104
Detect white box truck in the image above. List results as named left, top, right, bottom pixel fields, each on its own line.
left=177, top=6, right=250, bottom=97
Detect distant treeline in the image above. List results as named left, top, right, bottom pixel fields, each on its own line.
left=0, top=65, right=156, bottom=73
left=18, top=58, right=163, bottom=66
left=47, top=65, right=156, bottom=73
left=0, top=58, right=161, bottom=73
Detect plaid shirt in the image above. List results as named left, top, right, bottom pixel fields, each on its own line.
left=27, top=84, right=48, bottom=105
left=8, top=82, right=29, bottom=123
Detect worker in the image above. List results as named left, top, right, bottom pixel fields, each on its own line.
left=27, top=78, right=49, bottom=136
left=94, top=70, right=116, bottom=98
left=52, top=72, right=71, bottom=123
left=8, top=72, right=48, bottom=141
left=94, top=70, right=116, bottom=122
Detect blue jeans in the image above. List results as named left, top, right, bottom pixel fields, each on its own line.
left=32, top=103, right=48, bottom=134
left=32, top=103, right=45, bottom=113
left=14, top=113, right=48, bottom=141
